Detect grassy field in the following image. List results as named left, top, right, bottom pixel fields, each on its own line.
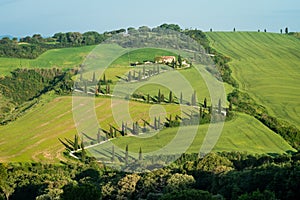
left=206, top=32, right=300, bottom=128
left=0, top=45, right=95, bottom=76
left=88, top=112, right=295, bottom=162
left=0, top=96, right=189, bottom=162
left=0, top=95, right=294, bottom=163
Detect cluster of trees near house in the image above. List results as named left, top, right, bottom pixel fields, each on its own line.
left=1, top=150, right=300, bottom=200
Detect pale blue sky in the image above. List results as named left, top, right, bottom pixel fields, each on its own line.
left=0, top=0, right=299, bottom=37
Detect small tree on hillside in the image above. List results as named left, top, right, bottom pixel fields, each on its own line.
left=80, top=139, right=86, bottom=162
left=169, top=91, right=173, bottom=103
left=92, top=72, right=96, bottom=83
left=139, top=147, right=142, bottom=161
left=97, top=129, right=101, bottom=143
left=204, top=97, right=207, bottom=108
left=158, top=89, right=161, bottom=103
left=103, top=73, right=106, bottom=84
left=125, top=144, right=128, bottom=165
left=178, top=55, right=182, bottom=67
left=106, top=84, right=110, bottom=94
left=74, top=134, right=79, bottom=151
left=180, top=92, right=183, bottom=104
left=280, top=29, right=283, bottom=34
left=285, top=27, right=289, bottom=34
left=128, top=71, right=132, bottom=82
left=233, top=28, right=236, bottom=32
left=84, top=81, right=87, bottom=93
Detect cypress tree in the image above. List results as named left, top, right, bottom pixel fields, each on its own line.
left=84, top=81, right=87, bottom=93
left=74, top=135, right=79, bottom=151
left=103, top=73, right=106, bottom=84
left=97, top=129, right=101, bottom=143
left=81, top=139, right=86, bottom=162
left=135, top=121, right=139, bottom=134
left=204, top=97, right=207, bottom=108
left=110, top=125, right=113, bottom=138
left=92, top=72, right=96, bottom=83
left=158, top=89, right=161, bottom=103
left=180, top=92, right=183, bottom=104
left=125, top=122, right=128, bottom=135
left=106, top=84, right=110, bottom=94
left=154, top=117, right=157, bottom=130
left=229, top=100, right=233, bottom=111
left=121, top=122, right=125, bottom=135
left=147, top=94, right=150, bottom=103
left=171, top=58, right=176, bottom=68
left=125, top=144, right=128, bottom=165
left=158, top=117, right=161, bottom=129
left=161, top=94, right=164, bottom=103
left=169, top=91, right=173, bottom=103
left=128, top=71, right=132, bottom=82
left=139, top=147, right=142, bottom=161
left=178, top=55, right=182, bottom=67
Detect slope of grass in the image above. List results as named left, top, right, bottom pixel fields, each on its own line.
left=0, top=96, right=187, bottom=162
left=88, top=113, right=295, bottom=162
left=0, top=45, right=95, bottom=76
left=0, top=95, right=294, bottom=163
left=206, top=32, right=300, bottom=128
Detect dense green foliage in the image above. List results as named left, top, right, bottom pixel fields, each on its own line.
left=0, top=29, right=125, bottom=59
left=0, top=68, right=73, bottom=124
left=1, top=152, right=300, bottom=199
left=0, top=37, right=47, bottom=59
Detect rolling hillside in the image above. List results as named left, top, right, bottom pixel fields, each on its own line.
left=0, top=35, right=298, bottom=163
left=206, top=32, right=300, bottom=129
left=0, top=96, right=294, bottom=163
left=0, top=45, right=95, bottom=76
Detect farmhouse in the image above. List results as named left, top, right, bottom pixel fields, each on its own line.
left=155, top=56, right=176, bottom=64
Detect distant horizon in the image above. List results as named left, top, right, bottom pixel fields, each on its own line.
left=0, top=0, right=299, bottom=37
left=0, top=26, right=296, bottom=39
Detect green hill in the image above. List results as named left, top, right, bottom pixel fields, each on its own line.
left=0, top=96, right=294, bottom=163
left=0, top=45, right=95, bottom=76
left=206, top=32, right=300, bottom=129
left=0, top=35, right=298, bottom=163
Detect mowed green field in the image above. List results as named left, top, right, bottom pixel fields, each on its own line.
left=0, top=45, right=95, bottom=76
left=0, top=96, right=186, bottom=162
left=206, top=32, right=300, bottom=128
left=0, top=96, right=294, bottom=163
left=88, top=112, right=294, bottom=162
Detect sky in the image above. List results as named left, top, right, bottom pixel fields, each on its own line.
left=0, top=0, right=299, bottom=37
